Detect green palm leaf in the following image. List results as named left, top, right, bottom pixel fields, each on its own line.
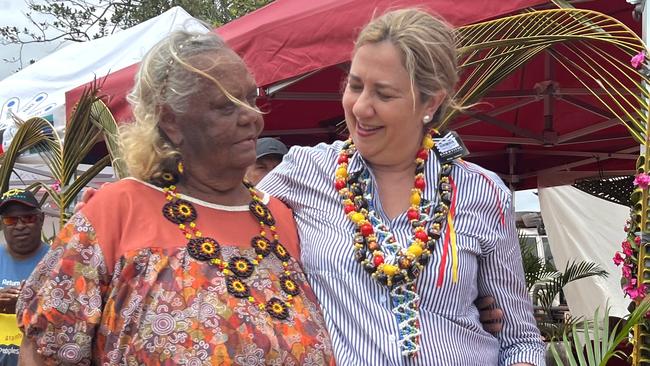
left=443, top=9, right=648, bottom=144
left=89, top=99, right=127, bottom=178
left=535, top=260, right=608, bottom=311
left=561, top=260, right=609, bottom=284
left=0, top=81, right=124, bottom=227
left=0, top=117, right=61, bottom=193
left=61, top=155, right=111, bottom=211
left=60, top=81, right=106, bottom=186
left=551, top=298, right=650, bottom=366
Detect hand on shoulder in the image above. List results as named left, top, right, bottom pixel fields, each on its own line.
left=73, top=183, right=111, bottom=213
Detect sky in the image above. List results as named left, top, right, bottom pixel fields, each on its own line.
left=514, top=189, right=540, bottom=212
left=0, top=0, right=67, bottom=80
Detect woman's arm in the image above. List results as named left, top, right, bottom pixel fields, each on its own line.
left=477, top=195, right=545, bottom=366
left=18, top=337, right=45, bottom=366
left=16, top=213, right=110, bottom=365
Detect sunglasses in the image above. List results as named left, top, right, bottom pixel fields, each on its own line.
left=1, top=214, right=39, bottom=226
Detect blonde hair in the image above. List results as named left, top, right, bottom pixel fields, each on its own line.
left=354, top=8, right=459, bottom=125
left=120, top=30, right=260, bottom=181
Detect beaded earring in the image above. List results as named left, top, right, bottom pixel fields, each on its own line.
left=152, top=157, right=184, bottom=187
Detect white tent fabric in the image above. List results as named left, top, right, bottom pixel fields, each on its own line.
left=538, top=184, right=628, bottom=318
left=0, top=6, right=207, bottom=134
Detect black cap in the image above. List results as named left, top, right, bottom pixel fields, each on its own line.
left=256, top=137, right=288, bottom=159
left=0, top=189, right=40, bottom=214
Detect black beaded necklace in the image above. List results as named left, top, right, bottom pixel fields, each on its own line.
left=161, top=180, right=300, bottom=320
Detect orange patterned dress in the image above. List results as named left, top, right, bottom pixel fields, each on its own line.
left=17, top=179, right=334, bottom=365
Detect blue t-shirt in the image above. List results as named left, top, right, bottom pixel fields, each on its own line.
left=0, top=243, right=48, bottom=366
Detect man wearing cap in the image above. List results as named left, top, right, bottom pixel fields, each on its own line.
left=245, top=137, right=289, bottom=185
left=0, top=189, right=47, bottom=366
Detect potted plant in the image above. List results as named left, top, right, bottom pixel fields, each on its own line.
left=519, top=232, right=610, bottom=363
left=549, top=299, right=650, bottom=366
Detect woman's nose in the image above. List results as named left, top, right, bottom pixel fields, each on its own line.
left=238, top=103, right=260, bottom=125
left=352, top=91, right=374, bottom=120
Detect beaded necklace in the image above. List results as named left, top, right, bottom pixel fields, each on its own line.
left=334, top=128, right=454, bottom=356
left=161, top=181, right=300, bottom=320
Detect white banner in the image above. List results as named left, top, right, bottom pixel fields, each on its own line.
left=538, top=184, right=628, bottom=318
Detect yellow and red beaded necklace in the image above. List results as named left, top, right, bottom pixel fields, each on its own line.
left=335, top=128, right=453, bottom=288
left=161, top=180, right=300, bottom=320
left=334, top=128, right=454, bottom=356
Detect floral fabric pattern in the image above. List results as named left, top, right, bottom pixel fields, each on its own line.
left=18, top=211, right=334, bottom=366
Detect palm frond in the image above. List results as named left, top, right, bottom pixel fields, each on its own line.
left=443, top=9, right=648, bottom=144
left=519, top=235, right=557, bottom=291
left=89, top=99, right=128, bottom=179
left=561, top=260, right=609, bottom=284
left=0, top=117, right=61, bottom=193
left=535, top=279, right=565, bottom=311
left=551, top=298, right=650, bottom=366
left=0, top=81, right=122, bottom=227
left=61, top=155, right=111, bottom=210
left=60, top=82, right=106, bottom=186
left=27, top=182, right=62, bottom=213
left=534, top=260, right=608, bottom=311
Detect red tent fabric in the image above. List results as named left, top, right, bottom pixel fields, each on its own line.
left=66, top=0, right=546, bottom=122
left=218, top=0, right=549, bottom=87
left=66, top=0, right=639, bottom=189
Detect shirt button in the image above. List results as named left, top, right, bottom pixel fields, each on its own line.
left=380, top=295, right=387, bottom=303
left=388, top=335, right=396, bottom=342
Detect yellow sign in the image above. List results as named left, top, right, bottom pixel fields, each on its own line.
left=0, top=313, right=21, bottom=346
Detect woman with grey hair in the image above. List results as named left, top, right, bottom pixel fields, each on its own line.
left=16, top=30, right=334, bottom=365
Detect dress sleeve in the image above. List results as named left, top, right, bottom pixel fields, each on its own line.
left=476, top=196, right=546, bottom=366
left=16, top=213, right=110, bottom=366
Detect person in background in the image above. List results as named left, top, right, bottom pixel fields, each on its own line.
left=245, top=137, right=289, bottom=185
left=0, top=189, right=47, bottom=366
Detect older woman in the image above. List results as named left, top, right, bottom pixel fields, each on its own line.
left=258, top=9, right=545, bottom=366
left=16, top=31, right=334, bottom=365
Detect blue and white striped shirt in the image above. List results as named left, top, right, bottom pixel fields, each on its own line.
left=258, top=141, right=545, bottom=366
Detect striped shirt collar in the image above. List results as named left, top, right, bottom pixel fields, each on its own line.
left=343, top=143, right=443, bottom=207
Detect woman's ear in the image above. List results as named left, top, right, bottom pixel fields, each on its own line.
left=158, top=105, right=183, bottom=147
left=424, top=91, right=447, bottom=119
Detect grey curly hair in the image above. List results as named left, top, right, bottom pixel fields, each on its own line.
left=120, top=30, right=259, bottom=182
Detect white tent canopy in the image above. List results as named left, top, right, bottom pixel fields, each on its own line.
left=0, top=6, right=207, bottom=135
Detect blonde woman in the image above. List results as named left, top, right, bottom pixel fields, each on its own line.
left=258, top=9, right=544, bottom=365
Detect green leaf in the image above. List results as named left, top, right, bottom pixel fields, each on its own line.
left=0, top=81, right=123, bottom=228
left=441, top=9, right=648, bottom=146
left=572, top=322, right=587, bottom=365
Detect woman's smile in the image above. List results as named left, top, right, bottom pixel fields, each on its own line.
left=355, top=122, right=383, bottom=137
